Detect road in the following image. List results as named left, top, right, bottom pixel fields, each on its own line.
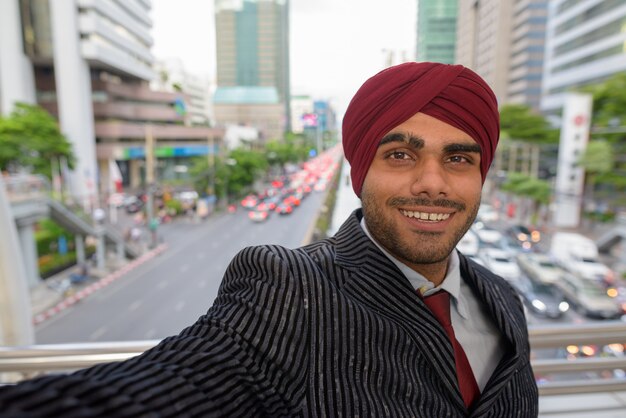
left=36, top=190, right=327, bottom=344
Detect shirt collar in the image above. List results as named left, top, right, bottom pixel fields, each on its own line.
left=360, top=217, right=469, bottom=319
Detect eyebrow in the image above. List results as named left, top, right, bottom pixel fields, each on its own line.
left=379, top=132, right=424, bottom=149
left=378, top=132, right=482, bottom=154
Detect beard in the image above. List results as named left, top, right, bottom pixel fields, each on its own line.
left=361, top=188, right=480, bottom=266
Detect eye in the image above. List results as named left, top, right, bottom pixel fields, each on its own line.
left=447, top=155, right=473, bottom=164
left=385, top=150, right=413, bottom=160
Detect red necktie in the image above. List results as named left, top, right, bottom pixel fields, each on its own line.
left=423, top=291, right=480, bottom=408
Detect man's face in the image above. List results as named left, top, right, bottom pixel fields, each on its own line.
left=361, top=112, right=482, bottom=281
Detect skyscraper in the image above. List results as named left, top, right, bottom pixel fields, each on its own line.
left=455, top=0, right=514, bottom=103
left=541, top=0, right=626, bottom=117
left=214, top=0, right=291, bottom=138
left=416, top=0, right=459, bottom=64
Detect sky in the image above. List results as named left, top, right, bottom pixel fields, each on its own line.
left=151, top=0, right=416, bottom=116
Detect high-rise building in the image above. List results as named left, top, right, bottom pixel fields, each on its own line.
left=455, top=0, right=514, bottom=103
left=541, top=0, right=626, bottom=118
left=507, top=0, right=548, bottom=112
left=0, top=0, right=223, bottom=202
left=416, top=0, right=459, bottom=64
left=214, top=0, right=291, bottom=138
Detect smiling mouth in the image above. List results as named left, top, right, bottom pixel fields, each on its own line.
left=400, top=210, right=451, bottom=221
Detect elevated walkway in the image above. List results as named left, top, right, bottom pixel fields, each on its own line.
left=47, top=199, right=139, bottom=259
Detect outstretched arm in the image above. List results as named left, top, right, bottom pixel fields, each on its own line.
left=0, top=245, right=310, bottom=417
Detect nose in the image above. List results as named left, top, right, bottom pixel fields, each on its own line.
left=409, top=158, right=450, bottom=198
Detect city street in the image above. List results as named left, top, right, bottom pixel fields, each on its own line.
left=35, top=190, right=326, bottom=344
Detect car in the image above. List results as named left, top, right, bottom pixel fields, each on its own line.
left=477, top=204, right=499, bottom=223
left=471, top=222, right=503, bottom=245
left=512, top=276, right=569, bottom=319
left=124, top=196, right=144, bottom=213
left=550, top=232, right=615, bottom=286
left=478, top=248, right=521, bottom=281
left=241, top=195, right=259, bottom=209
left=275, top=203, right=293, bottom=215
left=515, top=253, right=565, bottom=284
left=555, top=273, right=623, bottom=319
left=283, top=194, right=301, bottom=207
left=248, top=210, right=269, bottom=222
left=457, top=230, right=479, bottom=256
left=506, top=225, right=541, bottom=251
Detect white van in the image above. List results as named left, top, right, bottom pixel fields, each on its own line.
left=550, top=232, right=614, bottom=285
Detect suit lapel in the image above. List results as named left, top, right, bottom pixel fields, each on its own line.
left=333, top=210, right=466, bottom=409
left=458, top=254, right=530, bottom=414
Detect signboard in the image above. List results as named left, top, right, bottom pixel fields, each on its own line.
left=553, top=93, right=592, bottom=228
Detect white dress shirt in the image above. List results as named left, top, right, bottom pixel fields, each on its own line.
left=360, top=218, right=505, bottom=391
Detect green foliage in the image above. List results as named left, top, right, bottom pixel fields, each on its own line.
left=499, top=104, right=558, bottom=143
left=35, top=218, right=72, bottom=256
left=578, top=140, right=613, bottom=176
left=165, top=199, right=184, bottom=215
left=0, top=102, right=75, bottom=177
left=265, top=138, right=310, bottom=166
left=585, top=72, right=626, bottom=132
left=501, top=172, right=551, bottom=205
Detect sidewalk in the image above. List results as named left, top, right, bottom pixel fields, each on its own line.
left=30, top=244, right=167, bottom=325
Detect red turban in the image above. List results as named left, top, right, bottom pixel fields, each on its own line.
left=342, top=62, right=499, bottom=197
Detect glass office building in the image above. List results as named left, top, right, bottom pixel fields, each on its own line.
left=416, top=0, right=458, bottom=64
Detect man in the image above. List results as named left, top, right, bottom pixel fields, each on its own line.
left=0, top=62, right=537, bottom=417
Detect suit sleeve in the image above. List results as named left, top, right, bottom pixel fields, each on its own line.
left=0, top=245, right=310, bottom=418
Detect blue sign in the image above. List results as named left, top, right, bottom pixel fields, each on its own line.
left=58, top=236, right=68, bottom=255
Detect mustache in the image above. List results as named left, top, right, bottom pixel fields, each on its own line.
left=388, top=197, right=466, bottom=212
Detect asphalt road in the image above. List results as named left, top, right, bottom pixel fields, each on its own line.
left=36, top=190, right=327, bottom=344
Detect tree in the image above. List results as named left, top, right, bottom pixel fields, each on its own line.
left=0, top=103, right=75, bottom=177
left=499, top=104, right=559, bottom=143
left=500, top=172, right=551, bottom=225
left=578, top=139, right=614, bottom=210
left=587, top=72, right=626, bottom=131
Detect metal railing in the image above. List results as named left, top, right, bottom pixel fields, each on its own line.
left=1, top=322, right=626, bottom=396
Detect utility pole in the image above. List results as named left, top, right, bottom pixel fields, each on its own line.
left=145, top=124, right=157, bottom=248
left=207, top=136, right=215, bottom=196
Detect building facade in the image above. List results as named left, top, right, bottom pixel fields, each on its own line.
left=541, top=0, right=626, bottom=117
left=507, top=0, right=549, bottom=112
left=214, top=0, right=290, bottom=135
left=455, top=0, right=513, bottom=103
left=0, top=0, right=223, bottom=202
left=416, top=0, right=459, bottom=64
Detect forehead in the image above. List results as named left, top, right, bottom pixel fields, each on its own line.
left=379, top=114, right=480, bottom=151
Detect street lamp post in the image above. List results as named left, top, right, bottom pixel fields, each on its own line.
left=222, top=158, right=237, bottom=209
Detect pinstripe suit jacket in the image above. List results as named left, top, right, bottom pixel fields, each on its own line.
left=0, top=209, right=538, bottom=418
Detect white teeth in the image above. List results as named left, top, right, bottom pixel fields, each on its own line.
left=400, top=210, right=450, bottom=221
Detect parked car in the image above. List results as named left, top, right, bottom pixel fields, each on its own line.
left=555, top=273, right=622, bottom=319
left=512, top=276, right=569, bottom=319
left=478, top=248, right=521, bottom=281
left=516, top=253, right=565, bottom=284
left=124, top=196, right=144, bottom=213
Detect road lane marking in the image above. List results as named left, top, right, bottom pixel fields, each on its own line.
left=128, top=300, right=142, bottom=311
left=90, top=326, right=107, bottom=340
left=174, top=301, right=186, bottom=312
